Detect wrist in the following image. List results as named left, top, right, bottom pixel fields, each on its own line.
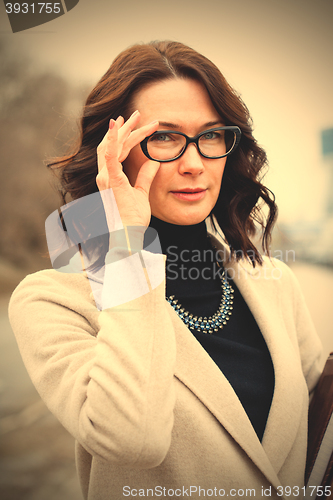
left=109, top=226, right=146, bottom=254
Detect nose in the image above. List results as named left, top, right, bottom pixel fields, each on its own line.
left=178, top=143, right=204, bottom=175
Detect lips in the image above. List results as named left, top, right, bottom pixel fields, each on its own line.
left=170, top=188, right=207, bottom=201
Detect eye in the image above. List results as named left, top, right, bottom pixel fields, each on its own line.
left=201, top=131, right=221, bottom=140
left=150, top=132, right=173, bottom=142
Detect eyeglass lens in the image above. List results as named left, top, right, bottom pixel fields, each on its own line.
left=146, top=129, right=236, bottom=161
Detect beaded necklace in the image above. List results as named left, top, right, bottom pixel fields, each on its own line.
left=166, top=266, right=234, bottom=334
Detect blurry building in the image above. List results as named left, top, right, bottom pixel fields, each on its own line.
left=274, top=127, right=333, bottom=266
left=323, top=128, right=333, bottom=216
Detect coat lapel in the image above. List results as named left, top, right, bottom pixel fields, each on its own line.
left=224, top=250, right=306, bottom=474
left=230, top=260, right=306, bottom=470
left=170, top=304, right=282, bottom=489
left=170, top=235, right=306, bottom=487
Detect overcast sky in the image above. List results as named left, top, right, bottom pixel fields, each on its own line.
left=1, top=0, right=332, bottom=224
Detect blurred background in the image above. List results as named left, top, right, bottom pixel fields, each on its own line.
left=0, top=0, right=332, bottom=498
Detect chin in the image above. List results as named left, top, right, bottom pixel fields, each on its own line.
left=162, top=211, right=209, bottom=226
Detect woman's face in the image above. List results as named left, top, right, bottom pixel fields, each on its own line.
left=122, top=78, right=227, bottom=225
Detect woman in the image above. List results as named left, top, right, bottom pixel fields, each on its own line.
left=9, top=41, right=322, bottom=499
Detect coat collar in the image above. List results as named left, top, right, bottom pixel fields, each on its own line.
left=170, top=235, right=306, bottom=488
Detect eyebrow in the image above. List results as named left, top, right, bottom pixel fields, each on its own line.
left=158, top=120, right=224, bottom=130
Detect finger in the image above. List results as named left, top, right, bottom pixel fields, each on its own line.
left=118, top=120, right=159, bottom=163
left=97, top=115, right=124, bottom=155
left=115, top=115, right=124, bottom=127
left=117, top=110, right=141, bottom=144
left=96, top=127, right=111, bottom=173
left=105, top=120, right=119, bottom=159
left=126, top=120, right=159, bottom=146
left=96, top=166, right=109, bottom=191
left=134, top=160, right=160, bottom=196
left=97, top=118, right=119, bottom=172
left=98, top=119, right=123, bottom=180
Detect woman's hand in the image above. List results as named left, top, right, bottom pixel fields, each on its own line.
left=96, top=111, right=160, bottom=228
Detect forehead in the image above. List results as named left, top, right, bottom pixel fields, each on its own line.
left=132, top=78, right=222, bottom=129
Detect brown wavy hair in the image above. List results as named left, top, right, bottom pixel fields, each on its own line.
left=48, top=40, right=277, bottom=266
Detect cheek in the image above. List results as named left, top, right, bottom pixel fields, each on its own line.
left=122, top=161, right=136, bottom=187
left=219, top=159, right=227, bottom=178
left=211, top=160, right=226, bottom=194
left=148, top=167, right=169, bottom=202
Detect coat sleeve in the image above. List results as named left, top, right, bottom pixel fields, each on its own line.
left=8, top=249, right=176, bottom=469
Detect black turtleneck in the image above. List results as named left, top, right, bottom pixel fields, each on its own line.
left=147, top=216, right=275, bottom=442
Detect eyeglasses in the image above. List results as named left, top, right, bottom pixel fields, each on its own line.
left=140, top=126, right=241, bottom=163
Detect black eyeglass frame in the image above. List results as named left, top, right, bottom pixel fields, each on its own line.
left=140, top=126, right=242, bottom=163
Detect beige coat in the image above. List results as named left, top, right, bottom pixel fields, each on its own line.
left=8, top=236, right=322, bottom=500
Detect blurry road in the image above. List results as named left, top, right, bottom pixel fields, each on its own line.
left=0, top=262, right=332, bottom=499
left=0, top=296, right=82, bottom=500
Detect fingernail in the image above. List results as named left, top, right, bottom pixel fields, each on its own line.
left=149, top=120, right=159, bottom=125
left=109, top=119, right=115, bottom=129
left=131, top=110, right=140, bottom=117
